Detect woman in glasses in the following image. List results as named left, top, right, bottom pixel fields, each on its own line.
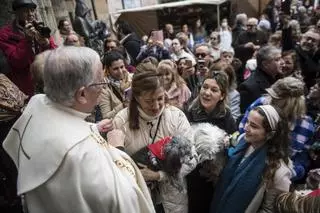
left=184, top=70, right=237, bottom=213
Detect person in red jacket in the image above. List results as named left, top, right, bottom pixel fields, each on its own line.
left=0, top=0, right=56, bottom=97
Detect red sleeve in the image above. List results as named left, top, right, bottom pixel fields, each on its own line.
left=0, top=27, right=34, bottom=70
left=48, top=36, right=57, bottom=49
left=308, top=189, right=320, bottom=197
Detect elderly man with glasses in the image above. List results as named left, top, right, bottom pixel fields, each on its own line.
left=2, top=46, right=155, bottom=213
left=283, top=25, right=320, bottom=89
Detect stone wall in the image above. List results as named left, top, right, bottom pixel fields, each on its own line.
left=0, top=0, right=14, bottom=27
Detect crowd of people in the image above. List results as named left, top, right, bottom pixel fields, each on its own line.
left=1, top=0, right=320, bottom=212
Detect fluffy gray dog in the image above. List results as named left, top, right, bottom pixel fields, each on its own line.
left=131, top=123, right=228, bottom=213
left=160, top=123, right=228, bottom=213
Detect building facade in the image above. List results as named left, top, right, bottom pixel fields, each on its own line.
left=0, top=0, right=110, bottom=35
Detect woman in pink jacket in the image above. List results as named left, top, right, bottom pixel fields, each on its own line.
left=157, top=60, right=191, bottom=109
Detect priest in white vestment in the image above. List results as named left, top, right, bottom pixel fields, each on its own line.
left=3, top=46, right=155, bottom=213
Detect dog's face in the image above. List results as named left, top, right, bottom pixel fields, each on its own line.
left=163, top=136, right=194, bottom=175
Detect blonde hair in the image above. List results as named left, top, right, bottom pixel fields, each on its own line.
left=157, top=59, right=186, bottom=88
left=276, top=192, right=320, bottom=213
left=267, top=77, right=306, bottom=121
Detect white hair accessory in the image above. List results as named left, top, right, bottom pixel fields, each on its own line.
left=257, top=105, right=280, bottom=131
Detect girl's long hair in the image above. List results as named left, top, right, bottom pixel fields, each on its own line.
left=157, top=59, right=187, bottom=88
left=253, top=107, right=290, bottom=188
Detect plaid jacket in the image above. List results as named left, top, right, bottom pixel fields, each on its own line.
left=239, top=96, right=315, bottom=181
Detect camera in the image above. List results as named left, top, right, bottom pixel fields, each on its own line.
left=32, top=21, right=51, bottom=38
left=197, top=59, right=206, bottom=70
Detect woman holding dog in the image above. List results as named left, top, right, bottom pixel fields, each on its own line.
left=210, top=105, right=293, bottom=213
left=184, top=70, right=237, bottom=213
left=112, top=70, right=190, bottom=212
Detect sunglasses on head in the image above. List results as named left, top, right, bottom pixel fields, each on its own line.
left=211, top=70, right=222, bottom=77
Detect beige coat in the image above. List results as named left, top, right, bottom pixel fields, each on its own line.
left=3, top=94, right=155, bottom=213
left=113, top=105, right=191, bottom=213
left=113, top=105, right=191, bottom=156
left=99, top=85, right=124, bottom=119
left=245, top=160, right=293, bottom=213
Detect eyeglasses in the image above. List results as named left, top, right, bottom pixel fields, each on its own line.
left=195, top=53, right=207, bottom=58
left=247, top=24, right=256, bottom=28
left=210, top=37, right=217, bottom=40
left=211, top=70, right=222, bottom=78
left=88, top=78, right=108, bottom=89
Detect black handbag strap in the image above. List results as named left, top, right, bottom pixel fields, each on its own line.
left=149, top=114, right=162, bottom=144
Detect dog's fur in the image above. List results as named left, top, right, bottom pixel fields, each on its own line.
left=188, top=123, right=227, bottom=184
left=131, top=123, right=227, bottom=186
left=131, top=123, right=228, bottom=213
left=162, top=123, right=227, bottom=187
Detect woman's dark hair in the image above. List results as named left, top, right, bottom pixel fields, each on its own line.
left=210, top=62, right=237, bottom=90
left=252, top=106, right=290, bottom=188
left=58, top=19, right=68, bottom=30
left=116, top=20, right=134, bottom=35
left=202, top=70, right=229, bottom=113
left=129, top=72, right=164, bottom=129
left=177, top=57, right=187, bottom=75
left=282, top=50, right=302, bottom=77
left=147, top=29, right=158, bottom=41
left=102, top=50, right=124, bottom=69
left=103, top=38, right=120, bottom=52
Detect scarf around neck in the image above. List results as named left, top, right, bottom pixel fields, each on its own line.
left=137, top=106, right=164, bottom=122
left=210, top=135, right=267, bottom=213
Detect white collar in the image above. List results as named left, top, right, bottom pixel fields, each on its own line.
left=45, top=95, right=90, bottom=120
left=137, top=106, right=164, bottom=122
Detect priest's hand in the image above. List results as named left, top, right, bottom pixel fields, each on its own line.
left=97, top=119, right=113, bottom=133
left=107, top=129, right=125, bottom=147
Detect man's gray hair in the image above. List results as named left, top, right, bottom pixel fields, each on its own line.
left=256, top=45, right=281, bottom=69
left=194, top=43, right=212, bottom=55
left=235, top=13, right=247, bottom=25
left=44, top=46, right=100, bottom=106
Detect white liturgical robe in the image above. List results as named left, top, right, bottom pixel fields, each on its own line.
left=3, top=94, right=155, bottom=213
